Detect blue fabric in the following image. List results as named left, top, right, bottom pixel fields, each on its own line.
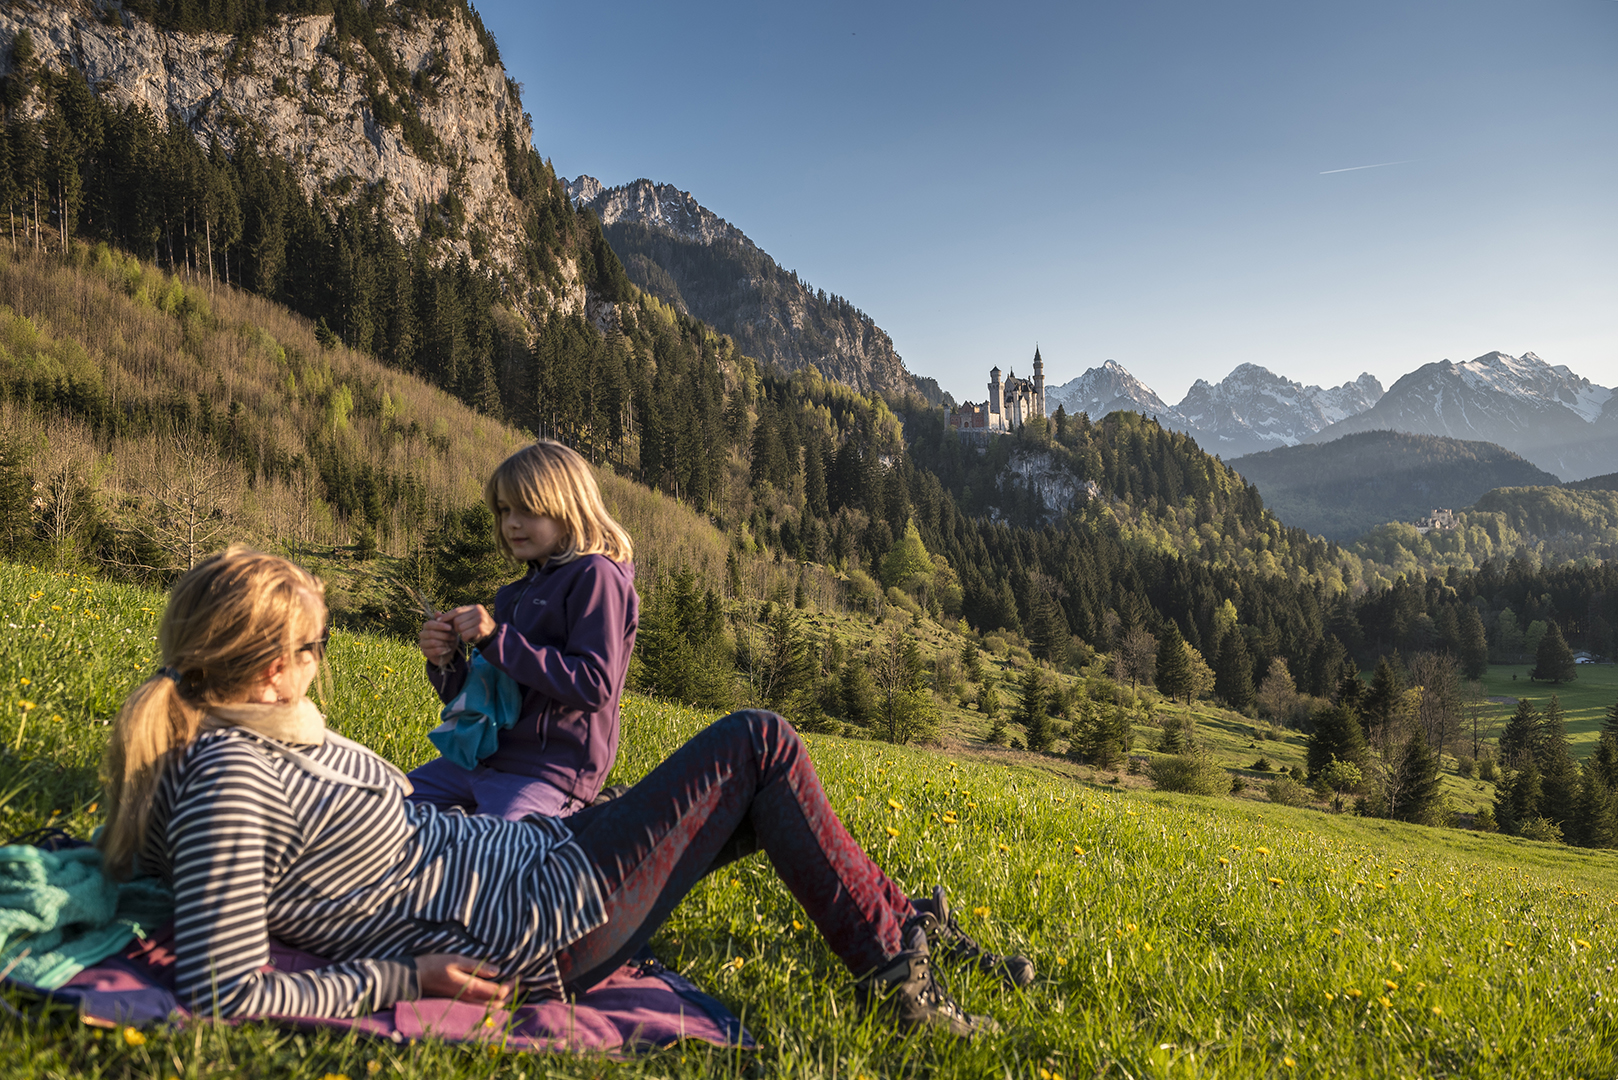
left=428, top=651, right=525, bottom=770
left=0, top=844, right=173, bottom=990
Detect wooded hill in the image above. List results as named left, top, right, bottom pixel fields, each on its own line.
left=1231, top=430, right=1560, bottom=542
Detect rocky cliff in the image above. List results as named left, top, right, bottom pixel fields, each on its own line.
left=568, top=175, right=926, bottom=400
left=0, top=0, right=588, bottom=317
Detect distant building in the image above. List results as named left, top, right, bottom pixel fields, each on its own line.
left=949, top=347, right=1047, bottom=433
left=1413, top=508, right=1458, bottom=534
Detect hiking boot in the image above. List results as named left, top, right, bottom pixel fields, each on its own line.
left=854, top=922, right=996, bottom=1039
left=909, top=886, right=1036, bottom=989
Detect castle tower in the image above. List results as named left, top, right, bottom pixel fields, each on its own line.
left=1032, top=346, right=1045, bottom=418
left=989, top=366, right=1003, bottom=420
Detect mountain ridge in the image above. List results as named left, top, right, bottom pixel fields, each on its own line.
left=568, top=175, right=931, bottom=400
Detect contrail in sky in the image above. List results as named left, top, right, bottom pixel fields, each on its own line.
left=1319, top=160, right=1415, bottom=175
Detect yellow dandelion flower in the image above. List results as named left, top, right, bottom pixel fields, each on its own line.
left=855, top=795, right=864, bottom=802
left=18, top=678, right=29, bottom=686
left=1432, top=1006, right=1443, bottom=1016
left=17, top=700, right=35, bottom=710
left=121, top=1027, right=146, bottom=1047
left=1415, top=981, right=1426, bottom=991
left=885, top=826, right=900, bottom=838
left=51, top=714, right=63, bottom=722
left=1125, top=922, right=1137, bottom=933
left=1354, top=878, right=1367, bottom=885
left=1390, top=960, right=1405, bottom=972
left=1503, top=940, right=1515, bottom=949
left=1331, top=928, right=1343, bottom=937
left=483, top=1015, right=497, bottom=1028
left=1375, top=883, right=1387, bottom=891
left=887, top=798, right=903, bottom=811
left=1323, top=991, right=1335, bottom=1002
left=1268, top=877, right=1284, bottom=887
left=1229, top=845, right=1242, bottom=851
left=967, top=801, right=978, bottom=808
left=1384, top=980, right=1398, bottom=991
left=1073, top=845, right=1085, bottom=855
left=1576, top=939, right=1592, bottom=950
left=972, top=906, right=991, bottom=920
left=1346, top=988, right=1363, bottom=998
left=997, top=843, right=1010, bottom=853
left=1055, top=956, right=1068, bottom=965
left=1218, top=857, right=1230, bottom=866
left=1378, top=996, right=1392, bottom=1009
left=1255, top=846, right=1271, bottom=855
left=1282, top=1058, right=1296, bottom=1069
left=942, top=813, right=958, bottom=824
left=50, top=605, right=61, bottom=611
left=1142, top=942, right=1153, bottom=952
left=793, top=920, right=803, bottom=931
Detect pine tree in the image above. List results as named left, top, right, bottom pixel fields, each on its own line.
left=1458, top=605, right=1490, bottom=680
left=1214, top=631, right=1255, bottom=713
left=1530, top=622, right=1577, bottom=684
left=1494, top=759, right=1543, bottom=836
left=1017, top=666, right=1053, bottom=752
left=1155, top=621, right=1195, bottom=704
left=1573, top=764, right=1618, bottom=849
left=1498, top=698, right=1543, bottom=768
left=1306, top=702, right=1369, bottom=778
left=1362, top=657, right=1405, bottom=748
left=1537, top=694, right=1580, bottom=828
left=1389, top=732, right=1442, bottom=824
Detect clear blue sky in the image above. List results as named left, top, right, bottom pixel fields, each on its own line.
left=478, top=0, right=1618, bottom=406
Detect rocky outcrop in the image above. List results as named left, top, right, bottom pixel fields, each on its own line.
left=569, top=175, right=917, bottom=398
left=0, top=0, right=585, bottom=316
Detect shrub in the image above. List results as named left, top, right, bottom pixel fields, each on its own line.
left=1266, top=777, right=1310, bottom=807
left=1477, top=756, right=1499, bottom=782
left=1151, top=753, right=1229, bottom=796
left=1473, top=805, right=1500, bottom=833
left=1230, top=774, right=1248, bottom=795
left=1251, top=756, right=1272, bottom=772
left=1519, top=816, right=1565, bottom=844
left=1456, top=755, right=1477, bottom=779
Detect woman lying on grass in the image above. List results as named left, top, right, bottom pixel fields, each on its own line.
left=95, top=547, right=1030, bottom=1038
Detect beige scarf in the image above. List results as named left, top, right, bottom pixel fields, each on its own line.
left=203, top=698, right=328, bottom=744
left=200, top=698, right=413, bottom=795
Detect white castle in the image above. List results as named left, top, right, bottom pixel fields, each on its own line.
left=949, top=347, right=1048, bottom=433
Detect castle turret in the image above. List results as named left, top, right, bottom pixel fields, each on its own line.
left=1032, top=346, right=1045, bottom=418
left=989, top=366, right=1003, bottom=417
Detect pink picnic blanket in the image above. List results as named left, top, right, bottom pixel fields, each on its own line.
left=31, top=926, right=754, bottom=1055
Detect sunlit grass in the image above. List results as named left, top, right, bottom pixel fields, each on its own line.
left=3, top=562, right=1616, bottom=1078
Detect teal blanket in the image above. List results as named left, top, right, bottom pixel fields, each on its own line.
left=0, top=845, right=172, bottom=990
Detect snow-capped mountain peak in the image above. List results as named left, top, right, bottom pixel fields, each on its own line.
left=1044, top=360, right=1173, bottom=419
left=1168, top=365, right=1384, bottom=457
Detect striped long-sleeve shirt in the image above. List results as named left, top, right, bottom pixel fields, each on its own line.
left=139, top=727, right=607, bottom=1018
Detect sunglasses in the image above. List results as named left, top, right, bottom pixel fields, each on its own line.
left=297, top=628, right=331, bottom=661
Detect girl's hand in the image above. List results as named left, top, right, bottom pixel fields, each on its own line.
left=443, top=604, right=498, bottom=648
left=419, top=617, right=460, bottom=666
left=414, top=953, right=513, bottom=1004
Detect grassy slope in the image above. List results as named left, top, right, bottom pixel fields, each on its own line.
left=4, top=565, right=1617, bottom=1078
left=1476, top=663, right=1618, bottom=759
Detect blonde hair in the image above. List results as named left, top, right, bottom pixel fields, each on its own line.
left=97, top=546, right=327, bottom=880
left=485, top=441, right=633, bottom=565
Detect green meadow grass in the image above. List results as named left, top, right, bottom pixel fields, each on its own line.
left=3, top=561, right=1618, bottom=1078
left=1480, top=663, right=1618, bottom=760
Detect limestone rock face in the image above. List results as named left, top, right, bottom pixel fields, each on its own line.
left=0, top=0, right=585, bottom=317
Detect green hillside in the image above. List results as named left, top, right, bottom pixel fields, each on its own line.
left=3, top=563, right=1616, bottom=1078
left=1231, top=430, right=1559, bottom=543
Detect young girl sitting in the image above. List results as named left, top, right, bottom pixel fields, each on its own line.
left=97, top=547, right=1028, bottom=1037
left=410, top=440, right=639, bottom=820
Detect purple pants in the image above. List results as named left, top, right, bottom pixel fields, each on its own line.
left=405, top=758, right=585, bottom=821
left=554, top=710, right=916, bottom=993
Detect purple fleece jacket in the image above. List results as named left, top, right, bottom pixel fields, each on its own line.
left=427, top=554, right=639, bottom=803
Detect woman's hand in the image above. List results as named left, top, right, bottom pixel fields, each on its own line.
left=443, top=604, right=498, bottom=648
left=414, top=953, right=513, bottom=1005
